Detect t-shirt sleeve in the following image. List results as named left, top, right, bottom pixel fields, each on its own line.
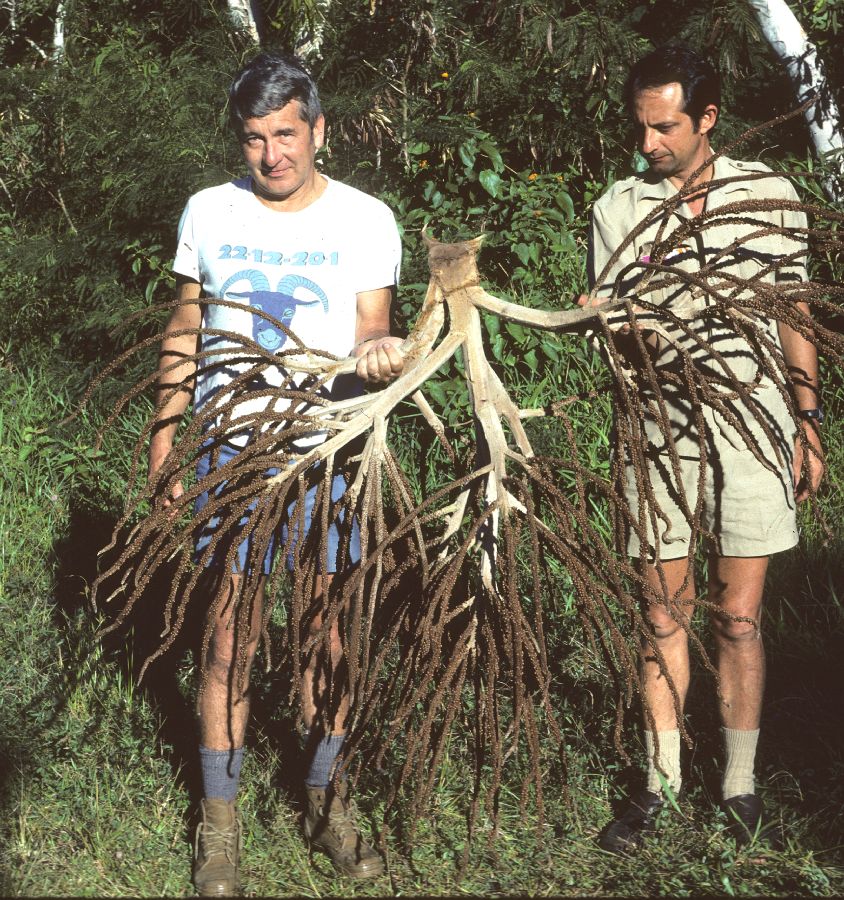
left=776, top=177, right=808, bottom=285
left=172, top=198, right=200, bottom=282
left=354, top=203, right=402, bottom=294
left=588, top=196, right=629, bottom=299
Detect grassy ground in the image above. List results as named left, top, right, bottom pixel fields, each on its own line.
left=1, top=352, right=843, bottom=897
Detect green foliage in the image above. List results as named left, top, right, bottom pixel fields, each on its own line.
left=379, top=116, right=581, bottom=295
left=2, top=349, right=843, bottom=897
left=2, top=0, right=841, bottom=360
left=1, top=1, right=844, bottom=895
left=0, top=5, right=246, bottom=355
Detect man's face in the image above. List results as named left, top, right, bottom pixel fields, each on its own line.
left=239, top=101, right=325, bottom=207
left=632, top=82, right=716, bottom=186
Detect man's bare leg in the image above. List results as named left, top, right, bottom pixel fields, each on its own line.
left=193, top=573, right=264, bottom=896
left=708, top=555, right=767, bottom=731
left=301, top=574, right=349, bottom=738
left=708, top=555, right=768, bottom=803
left=300, top=574, right=352, bottom=787
left=598, top=555, right=694, bottom=852
left=199, top=574, right=265, bottom=751
left=299, top=574, right=384, bottom=878
left=642, top=556, right=696, bottom=739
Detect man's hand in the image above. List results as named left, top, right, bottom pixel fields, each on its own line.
left=576, top=293, right=604, bottom=308
left=148, top=440, right=184, bottom=510
left=353, top=335, right=405, bottom=383
left=577, top=292, right=650, bottom=340
left=792, top=421, right=825, bottom=502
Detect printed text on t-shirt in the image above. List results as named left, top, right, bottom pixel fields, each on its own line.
left=218, top=245, right=340, bottom=266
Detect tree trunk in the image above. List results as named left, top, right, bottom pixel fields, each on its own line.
left=53, top=0, right=66, bottom=61
left=227, top=0, right=261, bottom=44
left=748, top=0, right=843, bottom=202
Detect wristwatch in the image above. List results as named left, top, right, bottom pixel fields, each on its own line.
left=798, top=407, right=825, bottom=424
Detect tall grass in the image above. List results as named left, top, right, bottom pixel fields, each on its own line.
left=1, top=339, right=842, bottom=897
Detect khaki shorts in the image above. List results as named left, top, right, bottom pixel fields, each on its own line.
left=621, top=385, right=798, bottom=561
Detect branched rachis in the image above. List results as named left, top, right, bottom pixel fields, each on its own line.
left=82, top=147, right=844, bottom=842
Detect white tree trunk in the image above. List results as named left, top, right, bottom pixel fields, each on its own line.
left=53, top=0, right=66, bottom=61
left=748, top=0, right=843, bottom=202
left=227, top=0, right=261, bottom=44
left=3, top=0, right=16, bottom=30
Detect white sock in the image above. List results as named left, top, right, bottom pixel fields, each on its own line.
left=645, top=729, right=682, bottom=796
left=722, top=727, right=759, bottom=800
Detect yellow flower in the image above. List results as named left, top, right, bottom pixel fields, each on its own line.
left=533, top=209, right=543, bottom=217
left=441, top=71, right=449, bottom=79
left=419, top=159, right=429, bottom=168
left=528, top=172, right=538, bottom=181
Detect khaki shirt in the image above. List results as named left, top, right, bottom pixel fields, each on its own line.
left=588, top=155, right=806, bottom=456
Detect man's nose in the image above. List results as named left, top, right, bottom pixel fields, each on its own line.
left=640, top=128, right=659, bottom=155
left=263, top=139, right=282, bottom=168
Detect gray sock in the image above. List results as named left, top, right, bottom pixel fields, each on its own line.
left=304, top=733, right=346, bottom=788
left=199, top=745, right=244, bottom=802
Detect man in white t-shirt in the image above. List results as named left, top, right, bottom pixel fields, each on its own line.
left=149, top=52, right=404, bottom=894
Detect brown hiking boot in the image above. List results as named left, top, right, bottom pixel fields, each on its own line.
left=303, top=783, right=384, bottom=879
left=193, top=798, right=242, bottom=896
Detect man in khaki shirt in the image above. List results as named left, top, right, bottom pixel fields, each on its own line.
left=582, top=45, right=824, bottom=852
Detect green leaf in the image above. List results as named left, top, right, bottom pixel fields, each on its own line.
left=505, top=322, right=527, bottom=343
left=555, top=191, right=575, bottom=221
left=93, top=46, right=113, bottom=76
left=525, top=350, right=539, bottom=373
left=425, top=380, right=447, bottom=407
left=541, top=339, right=560, bottom=362
left=479, top=141, right=504, bottom=173
left=478, top=170, right=502, bottom=198
left=633, top=151, right=649, bottom=173
left=458, top=143, right=476, bottom=169
left=514, top=243, right=531, bottom=266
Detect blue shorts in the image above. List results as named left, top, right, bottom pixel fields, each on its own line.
left=193, top=443, right=361, bottom=575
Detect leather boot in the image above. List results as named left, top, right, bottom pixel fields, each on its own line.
left=303, top=783, right=384, bottom=879
left=193, top=798, right=242, bottom=896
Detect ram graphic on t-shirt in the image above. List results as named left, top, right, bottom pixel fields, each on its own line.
left=219, top=270, right=330, bottom=351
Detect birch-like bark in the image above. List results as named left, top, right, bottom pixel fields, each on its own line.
left=227, top=0, right=261, bottom=44
left=53, top=0, right=66, bottom=61
left=748, top=0, right=843, bottom=202
left=3, top=0, right=15, bottom=30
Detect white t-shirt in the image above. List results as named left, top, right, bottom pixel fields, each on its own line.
left=172, top=175, right=402, bottom=446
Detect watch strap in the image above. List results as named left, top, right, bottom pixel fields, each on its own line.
left=798, top=407, right=825, bottom=424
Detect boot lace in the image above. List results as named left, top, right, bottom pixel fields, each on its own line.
left=325, top=796, right=361, bottom=848
left=196, top=819, right=239, bottom=865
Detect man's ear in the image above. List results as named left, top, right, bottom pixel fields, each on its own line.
left=313, top=114, right=326, bottom=150
left=699, top=103, right=718, bottom=137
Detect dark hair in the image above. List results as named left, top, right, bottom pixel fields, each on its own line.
left=228, top=51, right=322, bottom=133
left=624, top=45, right=720, bottom=130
